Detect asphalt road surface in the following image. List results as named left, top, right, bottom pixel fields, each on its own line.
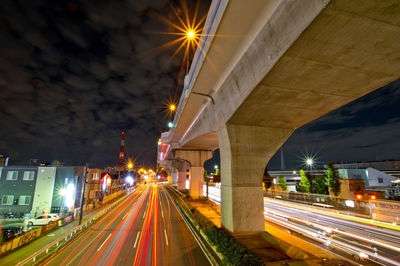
left=43, top=184, right=210, bottom=266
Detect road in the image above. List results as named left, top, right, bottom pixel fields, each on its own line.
left=43, top=184, right=210, bottom=266
left=205, top=185, right=400, bottom=266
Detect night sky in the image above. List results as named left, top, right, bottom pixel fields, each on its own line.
left=1, top=1, right=399, bottom=170
left=0, top=0, right=210, bottom=168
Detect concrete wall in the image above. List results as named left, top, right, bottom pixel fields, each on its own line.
left=31, top=167, right=56, bottom=217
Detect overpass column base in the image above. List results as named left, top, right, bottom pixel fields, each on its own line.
left=218, top=123, right=293, bottom=235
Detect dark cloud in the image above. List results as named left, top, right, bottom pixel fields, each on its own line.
left=0, top=0, right=211, bottom=167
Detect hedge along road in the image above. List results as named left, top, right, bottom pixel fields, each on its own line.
left=41, top=184, right=210, bottom=266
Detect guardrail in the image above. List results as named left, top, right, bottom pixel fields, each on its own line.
left=0, top=215, right=73, bottom=257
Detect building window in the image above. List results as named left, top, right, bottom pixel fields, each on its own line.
left=23, top=171, right=35, bottom=181
left=19, top=195, right=31, bottom=205
left=378, top=177, right=383, bottom=183
left=2, top=195, right=14, bottom=205
left=6, top=171, right=18, bottom=180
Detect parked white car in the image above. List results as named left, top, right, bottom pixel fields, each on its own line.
left=28, top=214, right=59, bottom=226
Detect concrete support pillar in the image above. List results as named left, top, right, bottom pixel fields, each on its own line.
left=172, top=160, right=189, bottom=191
left=177, top=170, right=186, bottom=191
left=171, top=167, right=178, bottom=186
left=189, top=166, right=204, bottom=198
left=174, top=150, right=213, bottom=199
left=165, top=169, right=172, bottom=184
left=217, top=124, right=293, bottom=235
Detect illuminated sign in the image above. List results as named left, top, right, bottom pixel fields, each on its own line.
left=101, top=174, right=112, bottom=191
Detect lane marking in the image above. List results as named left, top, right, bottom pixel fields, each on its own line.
left=97, top=233, right=112, bottom=252
left=164, top=229, right=169, bottom=246
left=134, top=231, right=141, bottom=248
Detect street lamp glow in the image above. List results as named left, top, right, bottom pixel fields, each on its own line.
left=126, top=175, right=134, bottom=186
left=214, top=165, right=218, bottom=169
left=306, top=158, right=313, bottom=166
left=169, top=104, right=176, bottom=112
left=59, top=188, right=66, bottom=196
left=65, top=183, right=75, bottom=209
left=187, top=30, right=195, bottom=39
left=168, top=122, right=174, bottom=128
left=127, top=162, right=133, bottom=169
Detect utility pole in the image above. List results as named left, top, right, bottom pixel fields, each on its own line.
left=79, top=163, right=88, bottom=226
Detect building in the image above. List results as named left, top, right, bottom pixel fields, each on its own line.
left=335, top=160, right=400, bottom=178
left=0, top=166, right=86, bottom=218
left=84, top=168, right=102, bottom=210
left=333, top=179, right=365, bottom=199
left=338, top=168, right=398, bottom=199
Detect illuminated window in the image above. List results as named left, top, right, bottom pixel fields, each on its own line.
left=2, top=195, right=14, bottom=205
left=19, top=195, right=31, bottom=205
left=6, top=171, right=18, bottom=180
left=23, top=171, right=35, bottom=180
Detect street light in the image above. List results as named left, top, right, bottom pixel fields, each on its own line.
left=168, top=122, right=174, bottom=128
left=306, top=158, right=313, bottom=167
left=214, top=165, right=218, bottom=169
left=169, top=104, right=176, bottom=112
left=187, top=30, right=195, bottom=39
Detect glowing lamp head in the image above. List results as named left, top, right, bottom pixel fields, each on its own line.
left=306, top=158, right=313, bottom=166
left=370, top=195, right=377, bottom=200
left=356, top=194, right=363, bottom=200
left=187, top=30, right=195, bottom=39
left=127, top=163, right=133, bottom=169
left=126, top=175, right=134, bottom=186
left=59, top=188, right=66, bottom=196
left=169, top=104, right=176, bottom=112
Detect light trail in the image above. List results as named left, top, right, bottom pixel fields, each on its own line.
left=97, top=233, right=112, bottom=252
left=42, top=184, right=210, bottom=266
left=205, top=185, right=400, bottom=265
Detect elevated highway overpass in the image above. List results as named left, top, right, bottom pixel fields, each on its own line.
left=158, top=0, right=400, bottom=235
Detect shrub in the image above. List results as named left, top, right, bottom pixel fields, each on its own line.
left=205, top=226, right=264, bottom=266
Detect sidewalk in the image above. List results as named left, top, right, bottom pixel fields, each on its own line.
left=0, top=192, right=128, bottom=266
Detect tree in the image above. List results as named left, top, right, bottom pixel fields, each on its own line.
left=325, top=162, right=341, bottom=196
left=297, top=170, right=310, bottom=193
left=215, top=168, right=220, bottom=176
left=278, top=175, right=287, bottom=191
left=314, top=175, right=329, bottom=195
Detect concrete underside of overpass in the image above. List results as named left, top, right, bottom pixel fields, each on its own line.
left=166, top=0, right=400, bottom=235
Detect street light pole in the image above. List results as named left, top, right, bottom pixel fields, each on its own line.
left=79, top=163, right=88, bottom=226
